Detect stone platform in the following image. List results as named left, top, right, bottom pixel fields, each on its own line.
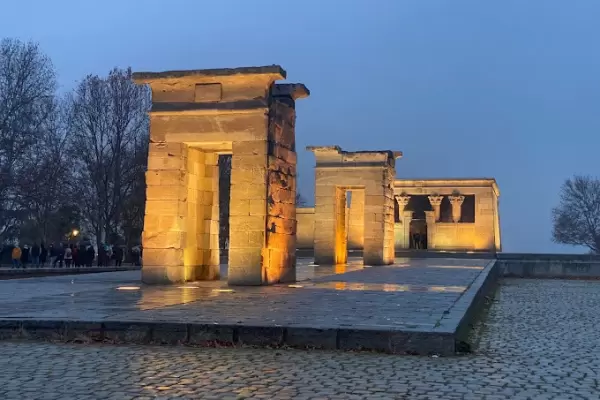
left=0, top=257, right=498, bottom=355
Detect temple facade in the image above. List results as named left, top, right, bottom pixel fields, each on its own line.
left=297, top=177, right=501, bottom=253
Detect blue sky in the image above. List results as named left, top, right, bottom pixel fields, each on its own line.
left=3, top=0, right=600, bottom=253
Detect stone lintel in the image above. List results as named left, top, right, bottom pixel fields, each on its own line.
left=134, top=65, right=288, bottom=107
left=133, top=65, right=286, bottom=82
left=306, top=145, right=341, bottom=154
left=307, top=145, right=400, bottom=167
left=395, top=178, right=500, bottom=197
left=272, top=83, right=310, bottom=100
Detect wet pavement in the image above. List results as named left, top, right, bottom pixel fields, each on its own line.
left=0, top=257, right=490, bottom=332
left=0, top=278, right=598, bottom=399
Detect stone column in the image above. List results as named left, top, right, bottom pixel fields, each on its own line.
left=401, top=210, right=413, bottom=249
left=228, top=140, right=269, bottom=285
left=424, top=210, right=436, bottom=249
left=428, top=195, right=443, bottom=221
left=395, top=195, right=410, bottom=217
left=335, top=188, right=348, bottom=264
left=364, top=164, right=396, bottom=265
left=143, top=142, right=191, bottom=284
left=449, top=195, right=465, bottom=223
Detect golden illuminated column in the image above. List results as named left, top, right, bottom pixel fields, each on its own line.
left=449, top=194, right=465, bottom=223
left=134, top=66, right=308, bottom=285
left=428, top=195, right=443, bottom=221
left=143, top=142, right=191, bottom=283
left=334, top=188, right=348, bottom=264
left=393, top=195, right=411, bottom=249
left=425, top=210, right=436, bottom=249
left=395, top=195, right=410, bottom=215
left=229, top=84, right=308, bottom=285
left=400, top=210, right=413, bottom=249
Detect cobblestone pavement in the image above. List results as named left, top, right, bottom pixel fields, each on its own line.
left=0, top=258, right=487, bottom=332
left=1, top=278, right=599, bottom=399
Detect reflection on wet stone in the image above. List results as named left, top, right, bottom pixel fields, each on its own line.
left=0, top=258, right=487, bottom=333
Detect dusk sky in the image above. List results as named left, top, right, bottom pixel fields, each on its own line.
left=3, top=0, right=599, bottom=253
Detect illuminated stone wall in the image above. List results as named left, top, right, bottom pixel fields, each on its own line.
left=307, top=146, right=400, bottom=265
left=262, top=84, right=304, bottom=284
left=295, top=178, right=501, bottom=253
left=347, top=190, right=365, bottom=249
left=394, top=179, right=501, bottom=252
left=134, top=66, right=308, bottom=285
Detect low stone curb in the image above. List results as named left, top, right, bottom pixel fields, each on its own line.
left=0, top=319, right=457, bottom=356
left=436, top=260, right=500, bottom=351
left=497, top=259, right=600, bottom=279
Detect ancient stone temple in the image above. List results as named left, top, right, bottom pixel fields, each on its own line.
left=307, top=146, right=401, bottom=265
left=393, top=179, right=501, bottom=252
left=297, top=171, right=501, bottom=254
left=133, top=66, right=308, bottom=285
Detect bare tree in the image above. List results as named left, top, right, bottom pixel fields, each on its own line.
left=121, top=136, right=148, bottom=247
left=68, top=68, right=150, bottom=248
left=552, top=175, right=600, bottom=253
left=16, top=95, right=77, bottom=243
left=0, top=38, right=56, bottom=242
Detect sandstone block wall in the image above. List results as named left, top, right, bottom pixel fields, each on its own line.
left=393, top=179, right=501, bottom=252
left=134, top=66, right=308, bottom=285
left=262, top=92, right=298, bottom=284
left=308, top=147, right=400, bottom=265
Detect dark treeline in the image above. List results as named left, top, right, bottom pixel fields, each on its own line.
left=0, top=38, right=148, bottom=250
left=1, top=38, right=310, bottom=255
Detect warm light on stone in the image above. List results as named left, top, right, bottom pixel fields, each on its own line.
left=396, top=179, right=501, bottom=252
left=427, top=195, right=443, bottom=222
left=297, top=178, right=501, bottom=253
left=448, top=194, right=466, bottom=223
left=307, top=146, right=400, bottom=266
left=133, top=65, right=309, bottom=286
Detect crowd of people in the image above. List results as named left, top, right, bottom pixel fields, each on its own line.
left=6, top=242, right=142, bottom=269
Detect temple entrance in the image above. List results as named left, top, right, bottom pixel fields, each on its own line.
left=409, top=219, right=428, bottom=250
left=331, top=188, right=364, bottom=265
left=308, top=146, right=401, bottom=266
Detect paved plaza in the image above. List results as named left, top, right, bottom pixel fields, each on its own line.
left=0, top=278, right=599, bottom=399
left=0, top=258, right=485, bottom=325
left=0, top=258, right=493, bottom=354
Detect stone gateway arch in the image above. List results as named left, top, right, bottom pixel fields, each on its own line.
left=133, top=66, right=308, bottom=286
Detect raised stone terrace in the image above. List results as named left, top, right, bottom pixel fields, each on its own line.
left=0, top=257, right=496, bottom=355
